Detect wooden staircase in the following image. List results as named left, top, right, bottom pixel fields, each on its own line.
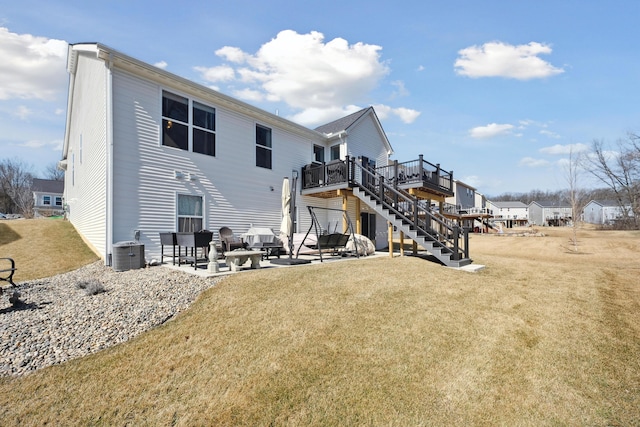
left=351, top=162, right=472, bottom=268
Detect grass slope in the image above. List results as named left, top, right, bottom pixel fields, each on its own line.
left=0, top=219, right=98, bottom=281
left=0, top=223, right=639, bottom=425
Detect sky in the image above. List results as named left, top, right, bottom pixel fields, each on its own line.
left=1, top=0, right=639, bottom=196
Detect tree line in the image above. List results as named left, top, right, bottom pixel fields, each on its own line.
left=488, top=133, right=639, bottom=230
left=0, top=158, right=64, bottom=218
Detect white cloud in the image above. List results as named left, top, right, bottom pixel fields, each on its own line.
left=0, top=27, right=67, bottom=100
left=390, top=80, right=409, bottom=97
left=539, top=143, right=589, bottom=155
left=288, top=105, right=363, bottom=127
left=196, top=30, right=422, bottom=125
left=373, top=104, right=421, bottom=124
left=519, top=157, right=550, bottom=167
left=417, top=65, right=425, bottom=72
left=154, top=61, right=168, bottom=69
left=392, top=107, right=421, bottom=124
left=194, top=64, right=235, bottom=82
left=539, top=129, right=561, bottom=139
left=215, top=46, right=249, bottom=63
left=469, top=123, right=514, bottom=139
left=454, top=41, right=564, bottom=80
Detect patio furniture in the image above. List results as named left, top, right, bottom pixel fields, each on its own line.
left=313, top=233, right=350, bottom=255
left=159, top=232, right=177, bottom=265
left=224, top=249, right=262, bottom=272
left=243, top=227, right=283, bottom=259
left=1, top=257, right=16, bottom=288
left=176, top=231, right=213, bottom=270
left=219, top=227, right=246, bottom=253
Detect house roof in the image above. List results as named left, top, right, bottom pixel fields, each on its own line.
left=32, top=178, right=64, bottom=194
left=529, top=200, right=571, bottom=208
left=315, top=106, right=393, bottom=155
left=586, top=199, right=626, bottom=207
left=489, top=201, right=528, bottom=209
left=315, top=108, right=371, bottom=134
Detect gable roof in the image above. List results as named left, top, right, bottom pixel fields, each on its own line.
left=529, top=200, right=571, bottom=208
left=586, top=199, right=627, bottom=208
left=490, top=201, right=528, bottom=209
left=315, top=108, right=371, bottom=134
left=32, top=178, right=64, bottom=194
left=315, top=107, right=393, bottom=154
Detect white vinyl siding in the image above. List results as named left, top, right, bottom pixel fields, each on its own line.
left=109, top=70, right=319, bottom=260
left=64, top=52, right=109, bottom=258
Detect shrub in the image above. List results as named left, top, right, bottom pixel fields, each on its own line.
left=76, top=279, right=105, bottom=296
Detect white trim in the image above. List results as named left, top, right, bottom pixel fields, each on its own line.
left=105, top=54, right=114, bottom=263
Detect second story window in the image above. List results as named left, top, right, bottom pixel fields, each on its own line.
left=162, top=91, right=216, bottom=157
left=330, top=144, right=341, bottom=161
left=313, top=145, right=324, bottom=163
left=162, top=91, right=189, bottom=151
left=192, top=102, right=216, bottom=156
left=256, top=124, right=272, bottom=169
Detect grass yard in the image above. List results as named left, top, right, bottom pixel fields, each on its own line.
left=0, top=218, right=98, bottom=281
left=1, top=221, right=639, bottom=425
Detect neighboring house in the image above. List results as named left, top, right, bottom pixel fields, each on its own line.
left=445, top=180, right=476, bottom=213
left=443, top=181, right=492, bottom=229
left=61, top=43, right=465, bottom=266
left=528, top=200, right=572, bottom=226
left=32, top=178, right=64, bottom=217
left=583, top=200, right=632, bottom=225
left=486, top=201, right=529, bottom=227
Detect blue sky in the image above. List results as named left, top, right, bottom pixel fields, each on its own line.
left=1, top=0, right=639, bottom=195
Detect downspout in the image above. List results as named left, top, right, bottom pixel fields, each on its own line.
left=105, top=52, right=114, bottom=265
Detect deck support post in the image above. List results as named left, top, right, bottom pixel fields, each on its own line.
left=388, top=221, right=393, bottom=258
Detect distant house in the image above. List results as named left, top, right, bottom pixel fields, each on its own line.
left=583, top=200, right=632, bottom=225
left=32, top=178, right=64, bottom=217
left=442, top=181, right=493, bottom=230
left=529, top=200, right=572, bottom=226
left=486, top=200, right=529, bottom=227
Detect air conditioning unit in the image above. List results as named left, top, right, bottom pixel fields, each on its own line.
left=112, top=241, right=145, bottom=272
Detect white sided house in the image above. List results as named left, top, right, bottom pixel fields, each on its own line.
left=583, top=200, right=632, bottom=225
left=32, top=178, right=64, bottom=218
left=61, top=43, right=471, bottom=267
left=528, top=200, right=572, bottom=226
left=486, top=201, right=529, bottom=228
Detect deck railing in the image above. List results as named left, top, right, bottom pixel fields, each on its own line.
left=375, top=155, right=453, bottom=195
left=301, top=155, right=453, bottom=196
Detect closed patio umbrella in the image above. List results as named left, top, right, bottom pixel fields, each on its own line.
left=271, top=173, right=310, bottom=265
left=280, top=177, right=292, bottom=240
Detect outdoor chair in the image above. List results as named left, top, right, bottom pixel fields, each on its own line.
left=159, top=232, right=177, bottom=265
left=176, top=231, right=213, bottom=269
left=219, top=227, right=247, bottom=253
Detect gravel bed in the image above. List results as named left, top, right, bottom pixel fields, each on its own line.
left=0, top=262, right=221, bottom=377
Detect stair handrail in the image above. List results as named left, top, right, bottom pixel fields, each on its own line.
left=348, top=158, right=468, bottom=260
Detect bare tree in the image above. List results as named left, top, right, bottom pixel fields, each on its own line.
left=585, top=135, right=639, bottom=229
left=565, top=147, right=587, bottom=251
left=43, top=162, right=65, bottom=181
left=0, top=158, right=34, bottom=217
